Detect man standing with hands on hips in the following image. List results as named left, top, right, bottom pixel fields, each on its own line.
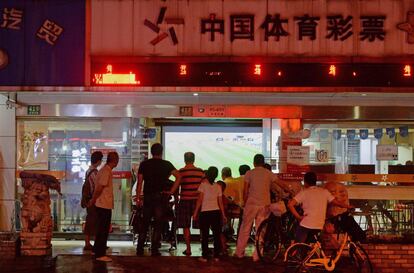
left=88, top=151, right=119, bottom=262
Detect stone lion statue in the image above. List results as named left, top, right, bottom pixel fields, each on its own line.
left=20, top=172, right=60, bottom=233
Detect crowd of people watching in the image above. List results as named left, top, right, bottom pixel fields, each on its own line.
left=82, top=142, right=355, bottom=263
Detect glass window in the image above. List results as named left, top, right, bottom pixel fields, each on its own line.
left=16, top=118, right=133, bottom=234
left=302, top=123, right=414, bottom=174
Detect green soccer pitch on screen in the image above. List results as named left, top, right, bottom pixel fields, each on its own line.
left=163, top=126, right=263, bottom=176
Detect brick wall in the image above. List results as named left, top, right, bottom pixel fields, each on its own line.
left=364, top=244, right=414, bottom=273
left=0, top=232, right=20, bottom=259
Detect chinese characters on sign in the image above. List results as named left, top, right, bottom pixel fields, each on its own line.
left=404, top=65, right=412, bottom=77
left=376, top=145, right=398, bottom=161
left=179, top=64, right=187, bottom=76
left=93, top=64, right=140, bottom=85
left=207, top=105, right=226, bottom=117
left=0, top=8, right=23, bottom=30
left=1, top=7, right=64, bottom=46
left=194, top=105, right=226, bottom=117
left=294, top=14, right=320, bottom=40
left=326, top=15, right=353, bottom=41
left=260, top=14, right=289, bottom=41
left=287, top=146, right=310, bottom=166
left=254, top=64, right=261, bottom=76
left=198, top=13, right=387, bottom=42
left=328, top=65, right=336, bottom=76
left=201, top=13, right=224, bottom=41
left=360, top=16, right=386, bottom=41
left=287, top=145, right=310, bottom=173
left=36, top=19, right=64, bottom=46
left=230, top=15, right=254, bottom=41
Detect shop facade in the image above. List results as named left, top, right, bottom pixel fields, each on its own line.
left=1, top=0, right=414, bottom=235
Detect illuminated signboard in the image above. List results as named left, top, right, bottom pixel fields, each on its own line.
left=179, top=64, right=188, bottom=76
left=328, top=65, right=336, bottom=77
left=404, top=65, right=412, bottom=77
left=254, top=64, right=262, bottom=76
left=93, top=64, right=140, bottom=85
left=91, top=62, right=413, bottom=87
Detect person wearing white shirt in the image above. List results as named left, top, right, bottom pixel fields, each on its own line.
left=288, top=172, right=351, bottom=243
left=89, top=152, right=119, bottom=262
left=193, top=166, right=227, bottom=262
left=235, top=154, right=281, bottom=261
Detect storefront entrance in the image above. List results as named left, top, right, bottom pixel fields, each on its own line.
left=8, top=91, right=414, bottom=237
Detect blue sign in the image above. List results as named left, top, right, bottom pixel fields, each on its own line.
left=145, top=128, right=157, bottom=139
left=359, top=129, right=369, bottom=139
left=333, top=129, right=341, bottom=140
left=386, top=128, right=395, bottom=138
left=347, top=129, right=356, bottom=140
left=374, top=128, right=383, bottom=139
left=0, top=0, right=85, bottom=85
left=399, top=126, right=408, bottom=137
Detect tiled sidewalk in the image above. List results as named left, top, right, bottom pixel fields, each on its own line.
left=0, top=240, right=353, bottom=273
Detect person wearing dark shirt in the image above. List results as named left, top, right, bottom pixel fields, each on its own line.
left=135, top=143, right=181, bottom=256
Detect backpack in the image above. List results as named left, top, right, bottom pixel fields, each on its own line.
left=81, top=169, right=98, bottom=208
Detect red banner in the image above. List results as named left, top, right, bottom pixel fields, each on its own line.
left=113, top=171, right=132, bottom=179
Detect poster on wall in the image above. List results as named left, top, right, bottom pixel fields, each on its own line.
left=17, top=123, right=49, bottom=170
left=280, top=137, right=302, bottom=173
left=376, top=144, right=398, bottom=161
left=287, top=145, right=310, bottom=173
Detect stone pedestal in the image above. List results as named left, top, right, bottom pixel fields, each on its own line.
left=19, top=172, right=60, bottom=256
left=20, top=232, right=52, bottom=256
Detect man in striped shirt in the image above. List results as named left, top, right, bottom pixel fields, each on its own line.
left=173, top=152, right=204, bottom=256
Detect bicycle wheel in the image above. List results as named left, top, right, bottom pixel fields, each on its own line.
left=282, top=214, right=298, bottom=250
left=255, top=217, right=281, bottom=263
left=285, top=244, right=319, bottom=273
left=349, top=242, right=373, bottom=273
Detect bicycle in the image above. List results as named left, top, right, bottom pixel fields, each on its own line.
left=283, top=210, right=372, bottom=273
left=130, top=192, right=177, bottom=251
left=255, top=199, right=299, bottom=263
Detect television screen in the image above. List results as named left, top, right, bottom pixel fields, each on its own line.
left=163, top=126, right=263, bottom=176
